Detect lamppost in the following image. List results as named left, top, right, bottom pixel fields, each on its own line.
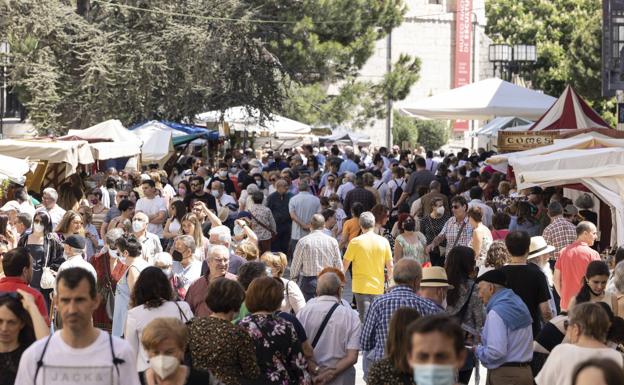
left=488, top=43, right=537, bottom=81
left=0, top=41, right=8, bottom=138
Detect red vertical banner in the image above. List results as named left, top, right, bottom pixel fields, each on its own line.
left=453, top=0, right=473, bottom=131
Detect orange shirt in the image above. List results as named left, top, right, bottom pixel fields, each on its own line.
left=341, top=218, right=361, bottom=245
left=555, top=240, right=600, bottom=311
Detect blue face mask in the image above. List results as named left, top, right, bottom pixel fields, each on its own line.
left=413, top=364, right=455, bottom=385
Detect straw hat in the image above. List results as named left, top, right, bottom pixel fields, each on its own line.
left=527, top=236, right=555, bottom=260
left=420, top=267, right=454, bottom=289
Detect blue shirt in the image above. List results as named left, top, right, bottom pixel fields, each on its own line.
left=360, top=286, right=443, bottom=362
left=476, top=310, right=533, bottom=369
left=288, top=191, right=320, bottom=240
left=338, top=159, right=359, bottom=175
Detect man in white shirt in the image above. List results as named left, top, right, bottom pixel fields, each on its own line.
left=57, top=235, right=97, bottom=281
left=36, top=187, right=66, bottom=229
left=15, top=267, right=140, bottom=385
left=135, top=179, right=167, bottom=236
left=171, top=235, right=202, bottom=300
left=210, top=180, right=238, bottom=210
left=132, top=212, right=163, bottom=263
left=297, top=271, right=361, bottom=385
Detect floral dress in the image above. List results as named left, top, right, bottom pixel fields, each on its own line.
left=237, top=313, right=310, bottom=385
left=395, top=232, right=428, bottom=265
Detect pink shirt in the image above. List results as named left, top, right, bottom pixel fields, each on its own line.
left=184, top=272, right=237, bottom=317
left=555, top=240, right=600, bottom=311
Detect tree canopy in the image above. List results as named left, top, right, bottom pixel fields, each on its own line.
left=486, top=0, right=615, bottom=124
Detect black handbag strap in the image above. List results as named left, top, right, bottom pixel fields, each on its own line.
left=174, top=301, right=189, bottom=322
left=451, top=219, right=467, bottom=249
left=311, top=303, right=340, bottom=348
left=249, top=211, right=276, bottom=236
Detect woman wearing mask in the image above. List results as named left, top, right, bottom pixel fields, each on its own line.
left=420, top=197, right=450, bottom=267
left=568, top=261, right=617, bottom=314
left=367, top=308, right=421, bottom=385
left=260, top=251, right=306, bottom=314
left=125, top=267, right=193, bottom=377
left=87, top=188, right=110, bottom=235
left=393, top=216, right=428, bottom=265
left=163, top=200, right=187, bottom=245
left=141, top=318, right=221, bottom=385
left=17, top=211, right=64, bottom=309
left=237, top=277, right=310, bottom=385
left=189, top=277, right=260, bottom=384
left=90, top=228, right=126, bottom=332
left=180, top=213, right=210, bottom=261
left=444, top=246, right=484, bottom=384
left=177, top=180, right=192, bottom=201
left=0, top=289, right=50, bottom=384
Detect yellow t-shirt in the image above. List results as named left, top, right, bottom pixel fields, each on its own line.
left=343, top=231, right=392, bottom=295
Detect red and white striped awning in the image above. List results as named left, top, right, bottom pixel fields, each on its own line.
left=529, top=85, right=611, bottom=131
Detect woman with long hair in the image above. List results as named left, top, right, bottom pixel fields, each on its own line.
left=87, top=188, right=109, bottom=235
left=568, top=261, right=616, bottom=315
left=17, top=211, right=64, bottom=308
left=367, top=307, right=421, bottom=385
left=180, top=213, right=209, bottom=261
left=0, top=290, right=50, bottom=384
left=55, top=210, right=86, bottom=240
left=77, top=206, right=101, bottom=260
left=0, top=213, right=16, bottom=250
left=163, top=200, right=187, bottom=242
left=125, top=267, right=193, bottom=377
left=444, top=245, right=485, bottom=384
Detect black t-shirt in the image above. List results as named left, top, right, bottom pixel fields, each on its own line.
left=186, top=192, right=217, bottom=213
left=500, top=264, right=551, bottom=338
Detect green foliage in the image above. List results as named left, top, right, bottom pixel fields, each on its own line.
left=486, top=0, right=615, bottom=126
left=4, top=0, right=285, bottom=134
left=416, top=120, right=448, bottom=151
left=392, top=110, right=418, bottom=147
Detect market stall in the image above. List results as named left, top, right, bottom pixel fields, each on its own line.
left=61, top=119, right=142, bottom=161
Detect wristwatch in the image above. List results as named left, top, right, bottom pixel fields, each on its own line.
left=313, top=367, right=320, bottom=375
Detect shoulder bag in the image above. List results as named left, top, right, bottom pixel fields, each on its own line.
left=102, top=253, right=116, bottom=320
left=311, top=303, right=340, bottom=348
left=40, top=237, right=56, bottom=290
left=249, top=211, right=277, bottom=240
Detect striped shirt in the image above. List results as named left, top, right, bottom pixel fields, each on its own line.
left=291, top=230, right=342, bottom=278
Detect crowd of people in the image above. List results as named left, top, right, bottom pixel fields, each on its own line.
left=0, top=144, right=623, bottom=385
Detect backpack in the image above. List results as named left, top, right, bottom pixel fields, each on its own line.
left=392, top=180, right=404, bottom=206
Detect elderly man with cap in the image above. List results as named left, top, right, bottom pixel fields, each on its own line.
left=57, top=234, right=97, bottom=280
left=475, top=269, right=534, bottom=385
left=359, top=259, right=441, bottom=377
left=418, top=266, right=453, bottom=308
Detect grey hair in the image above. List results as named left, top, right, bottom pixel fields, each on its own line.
left=105, top=228, right=125, bottom=248
left=359, top=212, right=375, bottom=230
left=393, top=259, right=422, bottom=285
left=614, top=261, right=624, bottom=293
left=70, top=246, right=84, bottom=256
left=42, top=188, right=58, bottom=201
left=176, top=234, right=197, bottom=253
left=153, top=252, right=173, bottom=267
left=208, top=244, right=229, bottom=260
left=310, top=214, right=325, bottom=230
left=209, top=225, right=231, bottom=245
left=317, top=272, right=342, bottom=296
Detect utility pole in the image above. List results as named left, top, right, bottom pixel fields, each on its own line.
left=385, top=31, right=393, bottom=148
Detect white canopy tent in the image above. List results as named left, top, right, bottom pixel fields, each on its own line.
left=63, top=119, right=142, bottom=160
left=196, top=107, right=312, bottom=138
left=401, top=78, right=556, bottom=120
left=0, top=154, right=33, bottom=185
left=130, top=121, right=175, bottom=165
left=0, top=139, right=94, bottom=179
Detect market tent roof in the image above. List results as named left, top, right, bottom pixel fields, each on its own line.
left=61, top=119, right=142, bottom=160
left=529, top=86, right=611, bottom=131
left=507, top=145, right=624, bottom=246
left=0, top=139, right=94, bottom=179
left=401, top=78, right=556, bottom=120
left=196, top=107, right=311, bottom=137
left=0, top=154, right=33, bottom=185
left=160, top=121, right=220, bottom=140
left=130, top=121, right=174, bottom=164
left=319, top=130, right=372, bottom=146
left=472, top=117, right=533, bottom=138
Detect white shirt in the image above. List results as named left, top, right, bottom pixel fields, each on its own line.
left=217, top=193, right=237, bottom=209
left=125, top=301, right=194, bottom=371
left=280, top=277, right=306, bottom=314
left=336, top=182, right=355, bottom=202
left=171, top=260, right=202, bottom=293
left=373, top=180, right=388, bottom=206
left=297, top=296, right=361, bottom=385
left=36, top=205, right=66, bottom=230
left=135, top=196, right=167, bottom=236
left=99, top=185, right=111, bottom=209
left=15, top=330, right=140, bottom=385
left=137, top=232, right=163, bottom=263
left=536, top=343, right=624, bottom=385
left=468, top=199, right=494, bottom=228
left=57, top=255, right=97, bottom=282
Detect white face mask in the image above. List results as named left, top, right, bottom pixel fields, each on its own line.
left=109, top=249, right=119, bottom=259
left=218, top=170, right=228, bottom=178
left=435, top=206, right=445, bottom=216
left=149, top=355, right=180, bottom=379
left=413, top=364, right=455, bottom=385
left=233, top=224, right=244, bottom=237
left=33, top=223, right=45, bottom=234
left=132, top=220, right=145, bottom=233
left=211, top=190, right=220, bottom=198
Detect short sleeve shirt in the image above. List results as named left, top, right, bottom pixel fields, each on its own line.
left=344, top=232, right=392, bottom=295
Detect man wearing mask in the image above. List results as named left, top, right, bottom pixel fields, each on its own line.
left=208, top=162, right=237, bottom=197
left=171, top=235, right=202, bottom=300
left=210, top=180, right=238, bottom=211
left=57, top=235, right=97, bottom=280
left=131, top=212, right=162, bottom=263
left=266, top=179, right=293, bottom=254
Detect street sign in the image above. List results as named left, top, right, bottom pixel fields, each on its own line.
left=497, top=131, right=556, bottom=153
left=602, top=0, right=624, bottom=97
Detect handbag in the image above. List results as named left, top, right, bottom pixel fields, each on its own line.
left=102, top=252, right=116, bottom=320
left=40, top=239, right=56, bottom=290
left=249, top=211, right=277, bottom=241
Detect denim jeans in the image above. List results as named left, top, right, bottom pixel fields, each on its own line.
left=299, top=276, right=318, bottom=302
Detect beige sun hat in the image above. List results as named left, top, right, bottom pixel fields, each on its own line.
left=528, top=236, right=556, bottom=260
left=420, top=266, right=454, bottom=289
